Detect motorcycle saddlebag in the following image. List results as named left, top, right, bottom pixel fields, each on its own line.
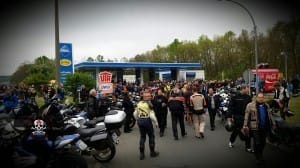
left=104, top=110, right=126, bottom=130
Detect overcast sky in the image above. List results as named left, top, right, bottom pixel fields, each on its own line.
left=0, top=0, right=298, bottom=75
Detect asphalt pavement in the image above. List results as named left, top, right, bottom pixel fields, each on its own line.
left=86, top=111, right=299, bottom=168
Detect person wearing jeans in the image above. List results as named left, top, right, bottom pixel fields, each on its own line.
left=205, top=88, right=221, bottom=131
left=168, top=89, right=187, bottom=140
left=134, top=91, right=159, bottom=160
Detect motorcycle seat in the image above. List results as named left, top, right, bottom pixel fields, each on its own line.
left=96, top=116, right=105, bottom=122
left=106, top=110, right=118, bottom=116
left=77, top=125, right=106, bottom=138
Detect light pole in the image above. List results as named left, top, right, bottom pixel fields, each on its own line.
left=281, top=51, right=288, bottom=80
left=219, top=0, right=259, bottom=94
left=55, top=0, right=60, bottom=86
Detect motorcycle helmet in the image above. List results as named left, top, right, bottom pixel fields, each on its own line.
left=225, top=120, right=234, bottom=132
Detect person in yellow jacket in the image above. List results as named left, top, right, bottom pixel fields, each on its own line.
left=134, top=91, right=159, bottom=160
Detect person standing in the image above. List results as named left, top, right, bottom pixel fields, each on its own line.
left=123, top=92, right=135, bottom=133
left=98, top=92, right=110, bottom=116
left=152, top=88, right=168, bottom=137
left=243, top=92, right=275, bottom=165
left=205, top=88, right=221, bottom=131
left=182, top=84, right=193, bottom=125
left=86, top=89, right=100, bottom=120
left=134, top=91, right=159, bottom=160
left=168, top=89, right=187, bottom=140
left=227, top=85, right=253, bottom=152
left=190, top=87, right=207, bottom=139
left=80, top=84, right=89, bottom=102
left=272, top=81, right=290, bottom=120
left=291, top=76, right=299, bottom=94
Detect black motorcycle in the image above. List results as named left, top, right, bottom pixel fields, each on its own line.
left=0, top=112, right=87, bottom=168
left=43, top=99, right=118, bottom=163
left=269, top=110, right=300, bottom=149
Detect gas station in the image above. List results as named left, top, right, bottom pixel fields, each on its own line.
left=74, top=61, right=202, bottom=86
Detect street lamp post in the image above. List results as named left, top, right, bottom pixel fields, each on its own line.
left=55, top=0, right=60, bottom=86
left=281, top=51, right=288, bottom=80
left=219, top=0, right=259, bottom=94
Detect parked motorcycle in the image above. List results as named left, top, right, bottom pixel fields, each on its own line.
left=109, top=93, right=136, bottom=129
left=216, top=88, right=230, bottom=124
left=44, top=100, right=123, bottom=162
left=0, top=114, right=88, bottom=168
left=60, top=102, right=126, bottom=162
left=269, top=110, right=300, bottom=149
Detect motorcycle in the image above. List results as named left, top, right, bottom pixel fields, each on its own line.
left=108, top=93, right=136, bottom=130
left=60, top=102, right=126, bottom=162
left=24, top=119, right=88, bottom=168
left=0, top=114, right=88, bottom=168
left=269, top=110, right=300, bottom=149
left=216, top=88, right=230, bottom=124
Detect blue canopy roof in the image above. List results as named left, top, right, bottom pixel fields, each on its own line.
left=74, top=62, right=201, bottom=69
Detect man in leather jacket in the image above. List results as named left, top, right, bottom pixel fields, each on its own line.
left=227, top=85, right=253, bottom=152
left=152, top=88, right=168, bottom=137
left=86, top=89, right=100, bottom=120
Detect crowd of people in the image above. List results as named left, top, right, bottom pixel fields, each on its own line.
left=0, top=77, right=297, bottom=166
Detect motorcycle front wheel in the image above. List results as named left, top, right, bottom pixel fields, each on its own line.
left=54, top=151, right=88, bottom=168
left=93, top=136, right=116, bottom=162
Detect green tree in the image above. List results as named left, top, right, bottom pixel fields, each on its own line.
left=86, top=57, right=95, bottom=62
left=130, top=18, right=300, bottom=80
left=96, top=55, right=104, bottom=62
left=23, top=72, right=50, bottom=86
left=168, top=38, right=182, bottom=62
left=197, top=35, right=213, bottom=78
left=10, top=63, right=32, bottom=84
left=10, top=56, right=55, bottom=85
left=64, top=72, right=95, bottom=102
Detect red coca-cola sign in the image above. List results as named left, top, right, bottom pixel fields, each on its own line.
left=99, top=71, right=112, bottom=83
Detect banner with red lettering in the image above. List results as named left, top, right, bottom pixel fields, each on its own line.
left=98, top=71, right=113, bottom=94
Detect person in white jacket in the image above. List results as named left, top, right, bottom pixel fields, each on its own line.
left=134, top=91, right=159, bottom=160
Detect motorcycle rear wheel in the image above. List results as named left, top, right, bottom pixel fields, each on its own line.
left=93, top=136, right=116, bottom=162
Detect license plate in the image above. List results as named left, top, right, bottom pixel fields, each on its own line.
left=112, top=132, right=119, bottom=144
left=76, top=139, right=88, bottom=150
